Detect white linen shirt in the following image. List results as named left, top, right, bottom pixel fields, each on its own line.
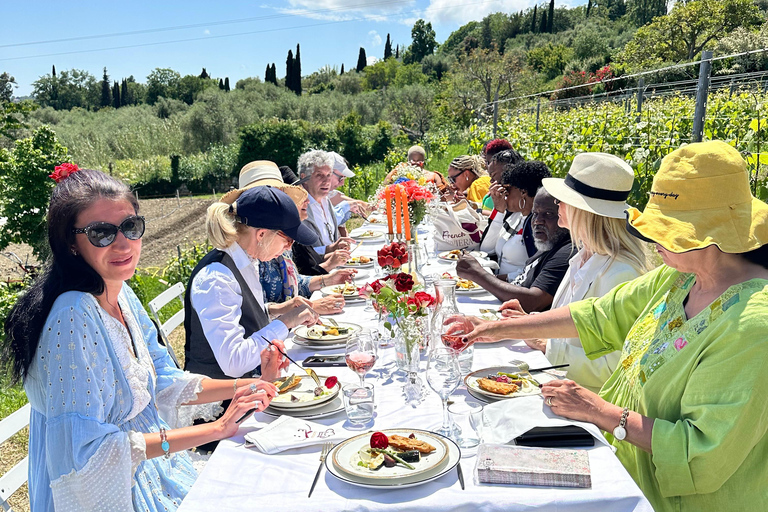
left=545, top=249, right=643, bottom=393
left=308, top=194, right=336, bottom=255
left=190, top=242, right=289, bottom=378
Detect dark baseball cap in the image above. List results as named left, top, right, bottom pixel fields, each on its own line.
left=235, top=186, right=319, bottom=246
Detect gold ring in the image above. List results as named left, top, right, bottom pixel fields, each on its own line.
left=546, top=396, right=553, bottom=407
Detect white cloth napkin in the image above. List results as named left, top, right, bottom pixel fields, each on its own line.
left=481, top=395, right=613, bottom=449
left=243, top=415, right=347, bottom=455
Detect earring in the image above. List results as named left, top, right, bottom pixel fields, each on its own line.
left=518, top=197, right=526, bottom=210
left=71, top=249, right=78, bottom=256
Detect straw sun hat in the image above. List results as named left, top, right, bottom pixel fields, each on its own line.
left=542, top=152, right=634, bottom=219
left=220, top=160, right=308, bottom=206
left=626, top=140, right=768, bottom=254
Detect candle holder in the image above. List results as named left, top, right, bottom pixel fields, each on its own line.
left=386, top=233, right=395, bottom=243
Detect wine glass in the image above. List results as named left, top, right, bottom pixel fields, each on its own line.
left=440, top=316, right=474, bottom=374
left=426, top=347, right=461, bottom=437
left=345, top=333, right=378, bottom=386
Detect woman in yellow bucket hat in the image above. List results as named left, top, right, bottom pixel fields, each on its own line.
left=446, top=140, right=768, bottom=512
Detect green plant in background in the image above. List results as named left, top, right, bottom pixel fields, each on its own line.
left=0, top=126, right=69, bottom=258
left=160, top=241, right=214, bottom=288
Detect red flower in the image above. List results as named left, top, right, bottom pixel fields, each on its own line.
left=377, top=242, right=408, bottom=269
left=393, top=273, right=414, bottom=292
left=370, top=280, right=385, bottom=293
left=370, top=432, right=389, bottom=449
left=325, top=376, right=338, bottom=389
left=49, top=163, right=80, bottom=183
left=413, top=291, right=435, bottom=308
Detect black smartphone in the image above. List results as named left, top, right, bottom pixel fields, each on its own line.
left=303, top=354, right=347, bottom=367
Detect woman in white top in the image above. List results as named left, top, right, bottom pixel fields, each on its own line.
left=492, top=161, right=552, bottom=281
left=502, top=153, right=649, bottom=392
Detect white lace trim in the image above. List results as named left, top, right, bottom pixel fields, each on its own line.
left=127, top=430, right=147, bottom=477
left=156, top=372, right=224, bottom=429
left=50, top=432, right=134, bottom=512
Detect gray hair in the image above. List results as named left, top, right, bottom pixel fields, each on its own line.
left=297, top=150, right=334, bottom=177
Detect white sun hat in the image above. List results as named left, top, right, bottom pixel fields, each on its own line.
left=329, top=151, right=355, bottom=178
left=541, top=152, right=634, bottom=219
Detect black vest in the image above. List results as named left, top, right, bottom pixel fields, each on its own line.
left=184, top=249, right=270, bottom=379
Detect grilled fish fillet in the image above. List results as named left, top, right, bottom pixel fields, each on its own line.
left=477, top=378, right=519, bottom=395
left=275, top=375, right=302, bottom=393
left=388, top=435, right=436, bottom=454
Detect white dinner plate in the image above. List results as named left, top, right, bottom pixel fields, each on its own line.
left=293, top=322, right=362, bottom=342
left=269, top=374, right=340, bottom=410
left=437, top=250, right=488, bottom=262
left=464, top=366, right=542, bottom=400
left=341, top=258, right=375, bottom=269
left=262, top=395, right=345, bottom=419
left=349, top=269, right=370, bottom=281
left=455, top=285, right=487, bottom=295
left=326, top=430, right=461, bottom=489
left=350, top=230, right=385, bottom=244
left=291, top=336, right=347, bottom=350
left=320, top=284, right=363, bottom=300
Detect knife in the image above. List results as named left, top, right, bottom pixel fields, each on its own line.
left=457, top=462, right=465, bottom=490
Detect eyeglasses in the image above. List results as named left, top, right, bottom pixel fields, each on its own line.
left=448, top=170, right=468, bottom=184
left=72, top=216, right=146, bottom=248
left=333, top=172, right=345, bottom=181
left=275, top=231, right=294, bottom=246
left=553, top=198, right=561, bottom=205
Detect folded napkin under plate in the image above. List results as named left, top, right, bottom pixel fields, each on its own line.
left=244, top=415, right=347, bottom=455
left=481, top=395, right=612, bottom=449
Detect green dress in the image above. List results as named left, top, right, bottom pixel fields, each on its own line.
left=570, top=265, right=768, bottom=512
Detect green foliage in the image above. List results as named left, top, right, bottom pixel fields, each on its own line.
left=527, top=43, right=574, bottom=80
left=471, top=89, right=768, bottom=209
left=387, top=84, right=435, bottom=136
left=1, top=100, right=38, bottom=141
left=405, top=19, right=437, bottom=64
left=32, top=68, right=100, bottom=111
left=0, top=126, right=69, bottom=257
left=159, top=241, right=214, bottom=287
left=146, top=68, right=182, bottom=105
left=618, top=0, right=763, bottom=71
left=715, top=21, right=768, bottom=74
left=237, top=119, right=309, bottom=170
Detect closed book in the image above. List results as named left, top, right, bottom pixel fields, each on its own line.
left=475, top=444, right=591, bottom=488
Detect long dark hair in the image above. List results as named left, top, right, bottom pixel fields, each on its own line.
left=2, top=170, right=138, bottom=383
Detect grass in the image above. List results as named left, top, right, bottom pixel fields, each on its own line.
left=1, top=376, right=30, bottom=512
left=427, top=143, right=474, bottom=175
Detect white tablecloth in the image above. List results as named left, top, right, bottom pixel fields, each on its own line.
left=178, top=222, right=652, bottom=512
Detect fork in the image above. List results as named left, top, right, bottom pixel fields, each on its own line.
left=308, top=442, right=333, bottom=497
left=509, top=359, right=541, bottom=387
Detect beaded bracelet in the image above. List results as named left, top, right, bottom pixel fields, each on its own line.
left=159, top=428, right=170, bottom=459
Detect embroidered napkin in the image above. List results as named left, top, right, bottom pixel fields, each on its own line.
left=475, top=444, right=591, bottom=488
left=243, top=415, right=346, bottom=455
left=481, top=395, right=612, bottom=449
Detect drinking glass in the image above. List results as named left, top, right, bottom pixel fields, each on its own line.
left=342, top=383, right=375, bottom=428
left=448, top=401, right=484, bottom=450
left=426, top=347, right=461, bottom=437
left=345, top=333, right=378, bottom=386
left=439, top=317, right=474, bottom=374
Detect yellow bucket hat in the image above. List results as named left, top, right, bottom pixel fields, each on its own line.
left=626, top=140, right=768, bottom=254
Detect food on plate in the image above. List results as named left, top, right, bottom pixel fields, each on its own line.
left=346, top=256, right=372, bottom=265
left=441, top=272, right=455, bottom=279
left=442, top=249, right=462, bottom=260
left=306, top=325, right=352, bottom=338
left=357, top=230, right=380, bottom=238
left=477, top=377, right=519, bottom=395
left=275, top=374, right=302, bottom=393
left=331, top=283, right=358, bottom=295
left=456, top=278, right=480, bottom=290
left=368, top=217, right=382, bottom=223
left=388, top=434, right=436, bottom=454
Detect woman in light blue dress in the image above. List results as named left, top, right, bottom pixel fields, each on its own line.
left=3, top=168, right=283, bottom=512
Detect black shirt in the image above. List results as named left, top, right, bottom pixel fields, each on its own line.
left=513, top=235, right=573, bottom=300
left=292, top=243, right=329, bottom=276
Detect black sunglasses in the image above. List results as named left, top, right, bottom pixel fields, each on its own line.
left=72, top=215, right=146, bottom=248
left=448, top=170, right=468, bottom=184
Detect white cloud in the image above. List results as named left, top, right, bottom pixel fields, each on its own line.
left=424, top=0, right=538, bottom=26
left=274, top=0, right=417, bottom=22
left=367, top=55, right=379, bottom=65
left=204, top=29, right=211, bottom=35
left=368, top=30, right=382, bottom=46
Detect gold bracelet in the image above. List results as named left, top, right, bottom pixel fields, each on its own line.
left=233, top=378, right=239, bottom=394
left=321, top=276, right=326, bottom=287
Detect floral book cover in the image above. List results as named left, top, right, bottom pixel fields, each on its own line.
left=475, top=444, right=591, bottom=488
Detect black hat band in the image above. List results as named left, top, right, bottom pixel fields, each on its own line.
left=565, top=174, right=631, bottom=202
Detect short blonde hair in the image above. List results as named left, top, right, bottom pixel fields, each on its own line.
left=564, top=203, right=649, bottom=274
left=206, top=202, right=249, bottom=250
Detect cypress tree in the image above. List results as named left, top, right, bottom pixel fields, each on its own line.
left=340, top=63, right=345, bottom=75
left=265, top=64, right=270, bottom=82
left=384, top=34, right=392, bottom=59
left=481, top=17, right=492, bottom=49
left=395, top=45, right=400, bottom=59
left=112, top=81, right=120, bottom=109
left=101, top=67, right=111, bottom=108
left=121, top=78, right=129, bottom=106
left=199, top=68, right=209, bottom=79
left=531, top=5, right=537, bottom=33
left=52, top=65, right=56, bottom=77
left=294, top=44, right=302, bottom=96
left=586, top=0, right=592, bottom=18
left=539, top=9, right=548, bottom=34
left=219, top=78, right=225, bottom=90
left=224, top=77, right=230, bottom=92
left=286, top=49, right=294, bottom=91
left=272, top=64, right=277, bottom=84
left=548, top=0, right=555, bottom=32
left=356, top=47, right=367, bottom=72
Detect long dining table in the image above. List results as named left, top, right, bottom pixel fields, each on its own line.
left=178, top=219, right=652, bottom=512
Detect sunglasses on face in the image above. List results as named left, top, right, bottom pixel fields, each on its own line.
left=73, top=215, right=146, bottom=248
left=448, top=170, right=468, bottom=184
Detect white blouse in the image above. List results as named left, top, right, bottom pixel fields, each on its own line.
left=495, top=213, right=528, bottom=280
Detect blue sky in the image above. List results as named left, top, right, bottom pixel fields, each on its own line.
left=1, top=0, right=584, bottom=97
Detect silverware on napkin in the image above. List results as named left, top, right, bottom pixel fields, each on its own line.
left=308, top=442, right=333, bottom=497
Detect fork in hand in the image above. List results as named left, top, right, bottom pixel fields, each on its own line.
left=308, top=442, right=333, bottom=497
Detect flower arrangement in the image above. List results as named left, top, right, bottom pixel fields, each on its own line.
left=379, top=181, right=434, bottom=228
left=49, top=163, right=80, bottom=183
left=387, top=162, right=427, bottom=185
left=358, top=272, right=435, bottom=333
left=377, top=242, right=408, bottom=273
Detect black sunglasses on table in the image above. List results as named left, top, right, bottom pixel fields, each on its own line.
left=72, top=215, right=146, bottom=248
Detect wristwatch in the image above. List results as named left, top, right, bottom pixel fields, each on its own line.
left=613, top=407, right=630, bottom=441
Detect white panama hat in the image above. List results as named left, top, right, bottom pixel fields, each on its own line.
left=329, top=151, right=355, bottom=178
left=541, top=152, right=634, bottom=219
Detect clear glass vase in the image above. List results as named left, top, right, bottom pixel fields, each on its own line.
left=431, top=278, right=474, bottom=373
left=394, top=315, right=427, bottom=405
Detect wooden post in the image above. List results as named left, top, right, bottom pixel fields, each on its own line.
left=692, top=51, right=713, bottom=143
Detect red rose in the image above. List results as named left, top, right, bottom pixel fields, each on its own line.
left=370, top=432, right=388, bottom=449
left=49, top=163, right=80, bottom=183
left=394, top=273, right=414, bottom=292
left=413, top=291, right=435, bottom=308
left=325, top=376, right=338, bottom=389
left=370, top=280, right=385, bottom=293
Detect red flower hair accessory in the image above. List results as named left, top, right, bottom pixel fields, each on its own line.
left=49, top=163, right=80, bottom=183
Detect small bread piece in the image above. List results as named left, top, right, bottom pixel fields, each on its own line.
left=477, top=378, right=519, bottom=395
left=275, top=375, right=302, bottom=393
left=388, top=435, right=436, bottom=454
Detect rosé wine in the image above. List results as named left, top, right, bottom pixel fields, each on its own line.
left=346, top=352, right=376, bottom=375
left=441, top=334, right=469, bottom=353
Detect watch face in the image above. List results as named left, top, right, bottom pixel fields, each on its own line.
left=613, top=426, right=627, bottom=441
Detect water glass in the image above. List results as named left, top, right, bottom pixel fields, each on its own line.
left=457, top=345, right=474, bottom=375
left=342, top=383, right=375, bottom=427
left=448, top=401, right=484, bottom=450
left=426, top=348, right=462, bottom=437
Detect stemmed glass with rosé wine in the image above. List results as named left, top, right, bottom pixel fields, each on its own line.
left=345, top=333, right=378, bottom=386
left=440, top=317, right=474, bottom=374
